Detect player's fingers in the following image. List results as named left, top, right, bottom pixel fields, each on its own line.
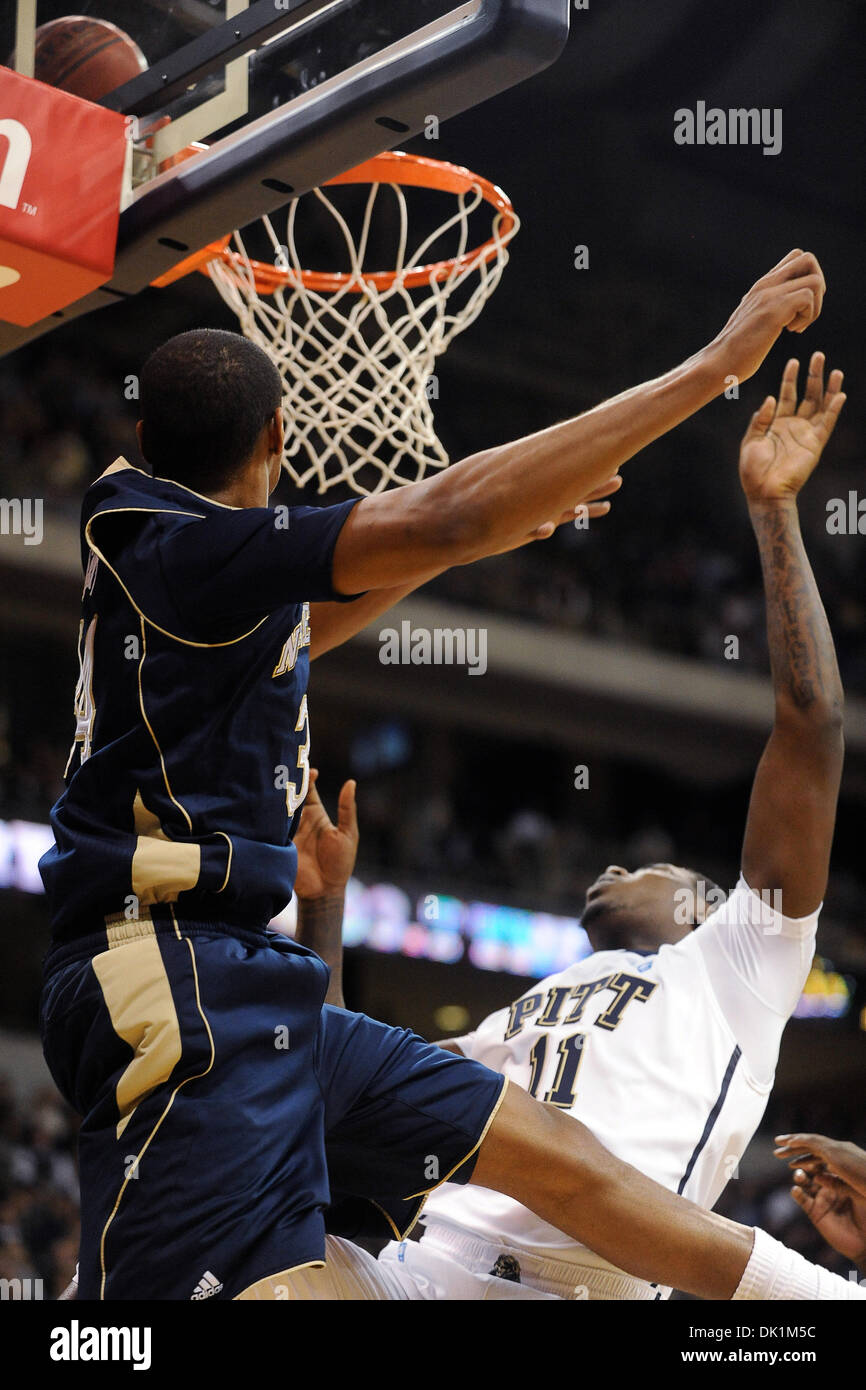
left=775, top=1143, right=820, bottom=1164
left=790, top=1183, right=817, bottom=1216
left=810, top=1170, right=849, bottom=1193
left=743, top=396, right=776, bottom=439
left=539, top=506, right=591, bottom=532
left=791, top=1167, right=835, bottom=1195
left=530, top=495, right=614, bottom=540
left=775, top=1135, right=841, bottom=1172
left=582, top=475, right=623, bottom=502
left=776, top=359, right=799, bottom=416
left=781, top=273, right=824, bottom=332
left=759, top=253, right=823, bottom=311
left=337, top=779, right=359, bottom=840
left=814, top=391, right=846, bottom=445
left=758, top=248, right=804, bottom=283
left=775, top=1142, right=821, bottom=1165
left=815, top=259, right=826, bottom=312
left=796, top=351, right=823, bottom=417
left=784, top=1155, right=826, bottom=1175
left=823, top=368, right=844, bottom=407
left=773, top=250, right=823, bottom=289
left=775, top=247, right=804, bottom=267
left=775, top=1132, right=831, bottom=1153
left=784, top=289, right=817, bottom=334
left=790, top=1174, right=837, bottom=1212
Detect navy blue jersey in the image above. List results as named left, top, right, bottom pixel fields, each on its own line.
left=39, top=459, right=358, bottom=942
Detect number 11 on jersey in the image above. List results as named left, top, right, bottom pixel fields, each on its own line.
left=527, top=1031, right=587, bottom=1109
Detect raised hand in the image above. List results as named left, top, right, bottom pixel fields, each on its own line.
left=774, top=1134, right=866, bottom=1267
left=293, top=769, right=358, bottom=900
left=738, top=353, right=845, bottom=503
left=707, top=249, right=826, bottom=385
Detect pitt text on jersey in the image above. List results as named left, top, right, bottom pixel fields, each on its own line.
left=504, top=972, right=658, bottom=1040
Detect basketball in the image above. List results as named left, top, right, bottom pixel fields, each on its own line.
left=30, top=15, right=147, bottom=103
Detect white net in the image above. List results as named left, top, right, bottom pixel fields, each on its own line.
left=206, top=170, right=519, bottom=495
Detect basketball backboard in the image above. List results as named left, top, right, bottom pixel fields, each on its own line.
left=0, top=1, right=569, bottom=355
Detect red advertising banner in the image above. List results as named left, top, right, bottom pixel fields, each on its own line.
left=0, top=67, right=127, bottom=325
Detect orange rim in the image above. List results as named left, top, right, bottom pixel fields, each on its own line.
left=151, top=151, right=517, bottom=293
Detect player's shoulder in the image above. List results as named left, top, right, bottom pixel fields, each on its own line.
left=80, top=460, right=247, bottom=581
left=83, top=458, right=216, bottom=524
left=696, top=874, right=821, bottom=940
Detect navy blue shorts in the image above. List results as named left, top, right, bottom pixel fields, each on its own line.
left=40, top=915, right=505, bottom=1301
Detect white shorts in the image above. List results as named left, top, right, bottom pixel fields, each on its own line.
left=239, top=1227, right=661, bottom=1301
left=381, top=1223, right=667, bottom=1300
left=237, top=1234, right=557, bottom=1300
left=378, top=1231, right=559, bottom=1300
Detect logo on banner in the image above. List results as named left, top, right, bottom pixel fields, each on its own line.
left=0, top=118, right=32, bottom=211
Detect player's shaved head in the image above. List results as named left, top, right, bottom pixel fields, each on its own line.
left=581, top=863, right=722, bottom=954
left=139, top=329, right=283, bottom=491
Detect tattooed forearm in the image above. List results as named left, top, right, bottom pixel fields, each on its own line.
left=749, top=499, right=843, bottom=717
left=295, top=891, right=346, bottom=1007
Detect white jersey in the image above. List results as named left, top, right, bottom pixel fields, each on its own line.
left=417, top=877, right=818, bottom=1297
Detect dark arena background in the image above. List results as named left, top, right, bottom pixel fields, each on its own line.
left=1, top=0, right=865, bottom=1335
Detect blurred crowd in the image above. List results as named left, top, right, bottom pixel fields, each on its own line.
left=0, top=732, right=67, bottom=827
left=429, top=457, right=866, bottom=691
left=355, top=769, right=699, bottom=907
left=0, top=1075, right=79, bottom=1299
left=0, top=351, right=136, bottom=519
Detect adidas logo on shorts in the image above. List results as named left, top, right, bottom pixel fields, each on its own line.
left=191, top=1270, right=223, bottom=1300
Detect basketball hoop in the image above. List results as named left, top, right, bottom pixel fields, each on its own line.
left=153, top=151, right=519, bottom=495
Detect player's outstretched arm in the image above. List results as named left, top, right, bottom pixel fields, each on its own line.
left=309, top=481, right=620, bottom=658
left=775, top=1133, right=866, bottom=1275
left=471, top=1083, right=864, bottom=1300
left=292, top=770, right=358, bottom=1007
left=738, top=354, right=846, bottom=918
left=332, top=250, right=826, bottom=594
